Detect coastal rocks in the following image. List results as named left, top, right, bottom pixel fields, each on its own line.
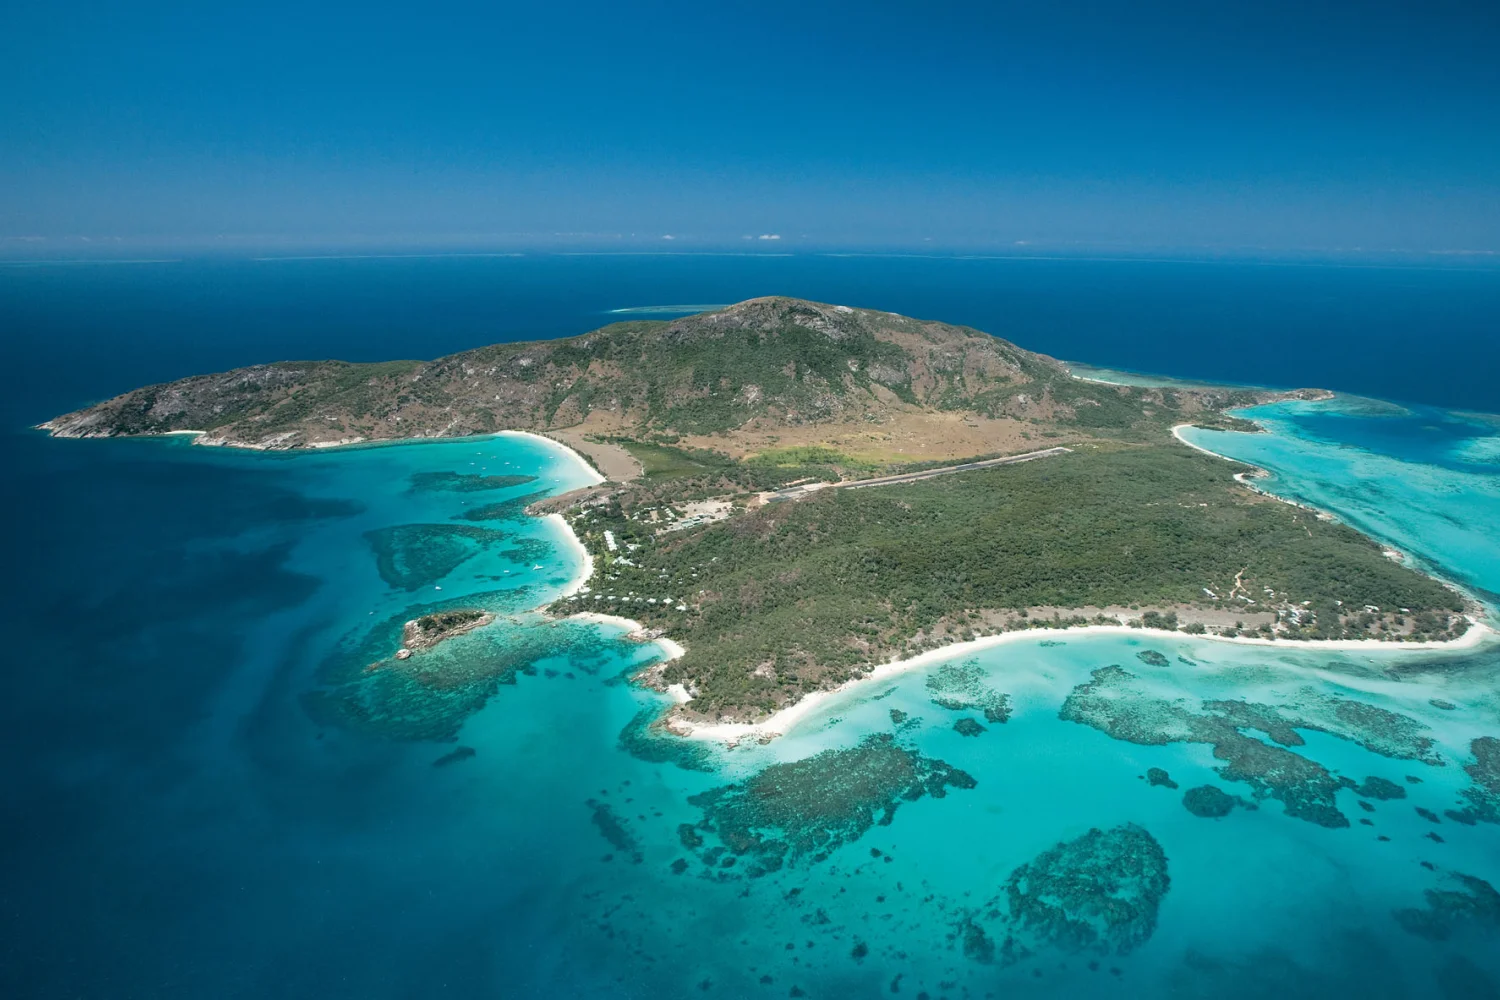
left=401, top=609, right=496, bottom=650
left=617, top=707, right=715, bottom=772
left=1393, top=870, right=1500, bottom=941
left=925, top=658, right=1012, bottom=723
left=681, top=734, right=975, bottom=875
left=993, top=824, right=1170, bottom=957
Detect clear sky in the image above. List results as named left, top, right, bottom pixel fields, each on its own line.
left=3, top=0, right=1497, bottom=251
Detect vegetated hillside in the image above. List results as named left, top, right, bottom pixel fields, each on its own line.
left=42, top=297, right=1276, bottom=449
left=555, top=445, right=1466, bottom=722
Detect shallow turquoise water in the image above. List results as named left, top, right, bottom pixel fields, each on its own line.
left=1180, top=398, right=1500, bottom=608
left=8, top=405, right=1500, bottom=998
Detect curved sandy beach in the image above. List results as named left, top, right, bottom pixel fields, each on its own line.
left=533, top=420, right=1496, bottom=745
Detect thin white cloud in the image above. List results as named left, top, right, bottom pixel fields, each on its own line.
left=758, top=234, right=781, bottom=240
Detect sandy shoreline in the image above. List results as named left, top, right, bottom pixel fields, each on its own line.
left=525, top=435, right=687, bottom=662
left=535, top=421, right=1498, bottom=744
left=673, top=618, right=1499, bottom=743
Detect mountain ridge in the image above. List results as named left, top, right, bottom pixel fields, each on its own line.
left=39, top=296, right=1301, bottom=455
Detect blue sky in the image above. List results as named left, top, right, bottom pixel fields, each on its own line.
left=3, top=0, right=1497, bottom=250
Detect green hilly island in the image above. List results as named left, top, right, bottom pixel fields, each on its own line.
left=44, top=297, right=1473, bottom=723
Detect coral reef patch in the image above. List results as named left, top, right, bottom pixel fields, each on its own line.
left=989, top=823, right=1170, bottom=958
left=925, top=658, right=1012, bottom=723
left=1393, top=871, right=1500, bottom=941
left=409, top=470, right=537, bottom=493
left=364, top=523, right=513, bottom=590
left=681, top=734, right=976, bottom=876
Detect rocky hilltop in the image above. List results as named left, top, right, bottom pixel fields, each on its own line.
left=40, top=297, right=1298, bottom=450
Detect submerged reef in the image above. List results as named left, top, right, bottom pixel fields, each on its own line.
left=303, top=595, right=626, bottom=741
left=431, top=746, right=476, bottom=767
left=409, top=470, right=538, bottom=492
left=1183, top=784, right=1250, bottom=818
left=1056, top=665, right=1450, bottom=827
left=1146, top=767, right=1179, bottom=789
left=617, top=707, right=715, bottom=772
left=364, top=523, right=513, bottom=590
left=1356, top=776, right=1408, bottom=801
left=681, top=734, right=975, bottom=875
left=992, top=823, right=1170, bottom=958
left=1447, top=737, right=1500, bottom=825
left=925, top=658, right=1012, bottom=723
left=587, top=799, right=643, bottom=864
left=1136, top=649, right=1170, bottom=667
left=1393, top=871, right=1500, bottom=941
left=456, top=490, right=552, bottom=522
left=1168, top=934, right=1410, bottom=1000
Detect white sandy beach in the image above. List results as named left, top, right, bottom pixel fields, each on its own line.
left=672, top=618, right=1498, bottom=744
left=531, top=423, right=1498, bottom=744
left=502, top=430, right=606, bottom=487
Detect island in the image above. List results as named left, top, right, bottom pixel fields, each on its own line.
left=401, top=609, right=496, bottom=652
left=43, top=297, right=1479, bottom=730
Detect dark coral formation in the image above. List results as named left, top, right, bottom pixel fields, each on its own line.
left=456, top=490, right=552, bottom=522
left=1061, top=666, right=1351, bottom=826
left=1146, top=767, right=1179, bottom=789
left=682, top=734, right=975, bottom=875
left=1393, top=871, right=1500, bottom=941
left=1446, top=737, right=1500, bottom=825
left=1183, top=785, right=1245, bottom=818
left=1060, top=665, right=1444, bottom=829
left=1356, top=776, right=1407, bottom=801
left=953, top=717, right=986, bottom=737
left=1135, top=649, right=1170, bottom=667
left=925, top=658, right=1012, bottom=723
left=995, top=824, right=1169, bottom=957
left=588, top=800, right=643, bottom=863
left=431, top=746, right=476, bottom=767
left=409, top=470, right=537, bottom=492
left=364, top=522, right=514, bottom=590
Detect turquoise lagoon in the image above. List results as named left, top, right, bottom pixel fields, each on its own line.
left=9, top=402, right=1500, bottom=1000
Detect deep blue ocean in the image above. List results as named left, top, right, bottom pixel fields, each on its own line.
left=4, top=254, right=1500, bottom=999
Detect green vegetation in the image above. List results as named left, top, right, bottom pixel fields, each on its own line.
left=48, top=297, right=1306, bottom=450
left=556, top=444, right=1463, bottom=719
left=611, top=439, right=737, bottom=479
left=412, top=609, right=485, bottom=635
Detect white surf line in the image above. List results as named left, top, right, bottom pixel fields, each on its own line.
left=673, top=619, right=1499, bottom=744
left=539, top=420, right=1495, bottom=744
left=1172, top=423, right=1329, bottom=514
left=523, top=433, right=686, bottom=661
